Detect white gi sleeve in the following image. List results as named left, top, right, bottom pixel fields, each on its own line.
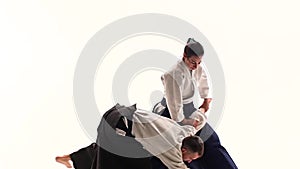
left=162, top=72, right=185, bottom=122
left=194, top=65, right=212, bottom=99
left=188, top=109, right=207, bottom=131
left=156, top=145, right=190, bottom=169
left=132, top=110, right=194, bottom=169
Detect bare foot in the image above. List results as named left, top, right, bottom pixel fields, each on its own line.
left=55, top=155, right=72, bottom=168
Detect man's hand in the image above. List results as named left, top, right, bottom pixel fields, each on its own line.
left=199, top=98, right=212, bottom=113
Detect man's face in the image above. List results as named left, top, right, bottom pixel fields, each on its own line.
left=181, top=148, right=201, bottom=163
left=183, top=55, right=202, bottom=70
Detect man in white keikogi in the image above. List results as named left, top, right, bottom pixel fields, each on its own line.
left=55, top=104, right=207, bottom=169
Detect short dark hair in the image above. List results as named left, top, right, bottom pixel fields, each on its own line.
left=181, top=135, right=204, bottom=156
left=184, top=38, right=204, bottom=57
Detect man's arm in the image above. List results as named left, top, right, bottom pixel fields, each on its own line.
left=156, top=144, right=189, bottom=169
left=132, top=110, right=196, bottom=169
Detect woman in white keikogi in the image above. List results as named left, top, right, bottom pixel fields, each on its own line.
left=152, top=38, right=238, bottom=169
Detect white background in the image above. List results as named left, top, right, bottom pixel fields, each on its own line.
left=1, top=0, right=300, bottom=169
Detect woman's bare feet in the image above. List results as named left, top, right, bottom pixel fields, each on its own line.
left=55, top=155, right=72, bottom=168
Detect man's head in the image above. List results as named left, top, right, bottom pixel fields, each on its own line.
left=181, top=135, right=204, bottom=163
left=183, top=38, right=204, bottom=70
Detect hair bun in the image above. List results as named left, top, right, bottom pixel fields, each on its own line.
left=187, top=38, right=197, bottom=44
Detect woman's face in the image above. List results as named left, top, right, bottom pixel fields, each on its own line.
left=183, top=55, right=202, bottom=70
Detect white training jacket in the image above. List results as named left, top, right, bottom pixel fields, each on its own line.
left=132, top=109, right=206, bottom=169
left=159, top=60, right=212, bottom=122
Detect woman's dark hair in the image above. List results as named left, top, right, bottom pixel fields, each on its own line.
left=181, top=135, right=204, bottom=156
left=184, top=38, right=204, bottom=57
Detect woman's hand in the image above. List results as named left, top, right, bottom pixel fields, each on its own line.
left=192, top=119, right=200, bottom=128
left=199, top=98, right=212, bottom=112
left=181, top=118, right=199, bottom=128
